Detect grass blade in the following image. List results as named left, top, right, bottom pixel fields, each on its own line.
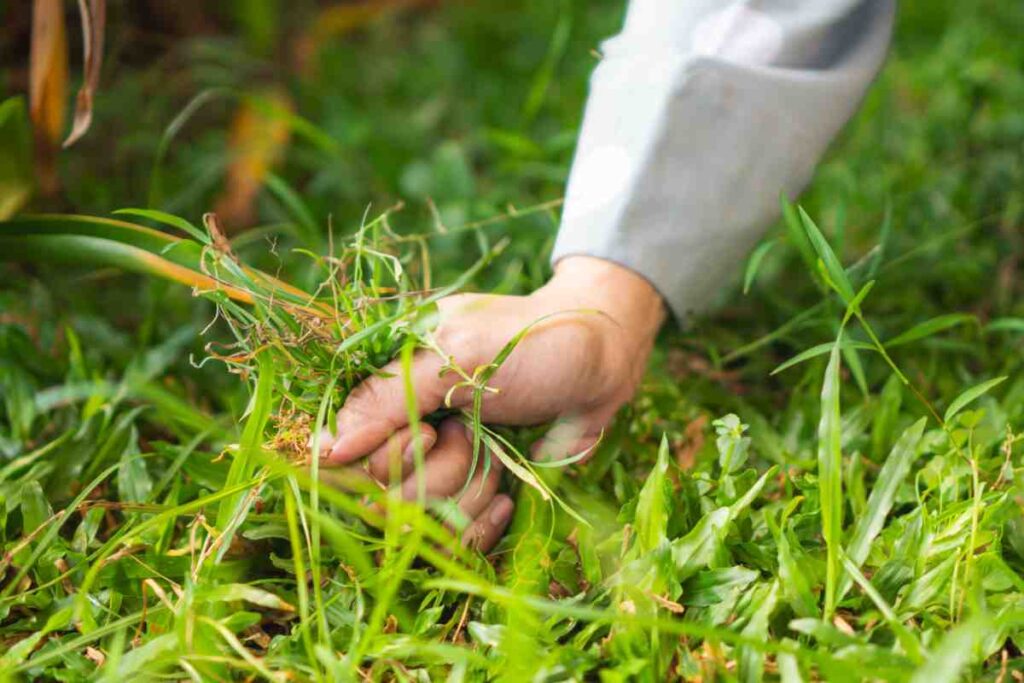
left=943, top=376, right=1007, bottom=423
left=635, top=435, right=670, bottom=552
left=838, top=418, right=926, bottom=602
left=985, top=317, right=1024, bottom=334
left=886, top=313, right=976, bottom=347
left=772, top=340, right=875, bottom=376
left=780, top=194, right=819, bottom=276
left=818, top=336, right=844, bottom=618
left=743, top=238, right=777, bottom=294
left=799, top=206, right=855, bottom=303
left=113, top=207, right=209, bottom=243
left=840, top=552, right=924, bottom=664
left=908, top=616, right=990, bottom=683
left=213, top=352, right=275, bottom=540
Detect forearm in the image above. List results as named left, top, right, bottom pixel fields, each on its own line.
left=553, top=0, right=896, bottom=323
left=542, top=256, right=664, bottom=336
left=531, top=255, right=666, bottom=370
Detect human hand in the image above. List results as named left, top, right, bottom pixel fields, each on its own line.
left=347, top=417, right=512, bottom=550
left=320, top=256, right=665, bottom=543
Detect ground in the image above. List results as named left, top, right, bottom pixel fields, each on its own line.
left=1, top=1, right=1023, bottom=680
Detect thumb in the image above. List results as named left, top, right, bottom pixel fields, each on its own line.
left=327, top=350, right=460, bottom=464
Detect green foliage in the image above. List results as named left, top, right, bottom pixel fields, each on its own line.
left=2, top=0, right=1024, bottom=680
left=0, top=97, right=33, bottom=220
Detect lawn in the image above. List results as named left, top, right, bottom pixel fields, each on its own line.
left=1, top=1, right=1023, bottom=680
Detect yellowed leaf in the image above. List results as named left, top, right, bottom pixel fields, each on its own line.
left=29, top=0, right=68, bottom=195
left=63, top=0, right=106, bottom=148
left=647, top=592, right=685, bottom=614
left=84, top=646, right=105, bottom=666
left=213, top=90, right=293, bottom=230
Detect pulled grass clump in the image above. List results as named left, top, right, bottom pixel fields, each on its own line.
left=179, top=208, right=457, bottom=460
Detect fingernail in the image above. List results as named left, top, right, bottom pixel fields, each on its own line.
left=314, top=428, right=334, bottom=457
left=402, top=431, right=435, bottom=466
left=490, top=497, right=513, bottom=525
left=401, top=443, right=417, bottom=468
left=329, top=426, right=365, bottom=460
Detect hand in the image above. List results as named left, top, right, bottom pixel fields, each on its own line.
left=320, top=256, right=665, bottom=544
left=360, top=417, right=514, bottom=550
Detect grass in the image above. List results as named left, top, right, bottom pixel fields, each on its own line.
left=2, top=0, right=1024, bottom=680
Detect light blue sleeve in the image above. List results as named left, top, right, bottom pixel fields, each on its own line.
left=552, top=0, right=895, bottom=321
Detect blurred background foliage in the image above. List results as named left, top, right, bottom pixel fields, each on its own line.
left=1, top=0, right=1023, bottom=540
left=1, top=0, right=636, bottom=443
left=2, top=0, right=629, bottom=292
left=2, top=0, right=1024, bottom=540
left=1, top=0, right=1024, bottom=678
left=0, top=0, right=1021, bottom=329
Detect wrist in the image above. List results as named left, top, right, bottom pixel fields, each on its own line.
left=537, top=256, right=666, bottom=343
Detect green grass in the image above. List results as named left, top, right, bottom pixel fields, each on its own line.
left=2, top=0, right=1024, bottom=680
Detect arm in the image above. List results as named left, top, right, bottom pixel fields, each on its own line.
left=320, top=0, right=895, bottom=549
left=555, top=0, right=895, bottom=320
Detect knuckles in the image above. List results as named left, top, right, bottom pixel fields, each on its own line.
left=336, top=378, right=392, bottom=427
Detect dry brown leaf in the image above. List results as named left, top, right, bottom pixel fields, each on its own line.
left=202, top=212, right=238, bottom=261
left=647, top=592, right=685, bottom=614
left=676, top=414, right=708, bottom=471
left=242, top=626, right=272, bottom=651
left=84, top=646, right=105, bottom=666
left=29, top=0, right=68, bottom=195
left=833, top=613, right=856, bottom=636
left=63, top=0, right=106, bottom=148
left=212, top=90, right=293, bottom=230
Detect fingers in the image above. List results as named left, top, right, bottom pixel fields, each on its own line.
left=454, top=447, right=504, bottom=521
left=328, top=351, right=460, bottom=465
left=398, top=419, right=475, bottom=502
left=461, top=494, right=514, bottom=552
left=317, top=465, right=379, bottom=495
left=349, top=416, right=513, bottom=554
left=312, top=425, right=338, bottom=460
left=328, top=295, right=505, bottom=465
left=408, top=419, right=507, bottom=552
left=364, top=423, right=437, bottom=484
